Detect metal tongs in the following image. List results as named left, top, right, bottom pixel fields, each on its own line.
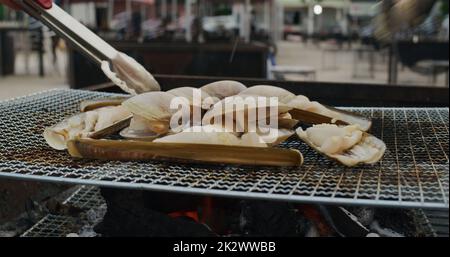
left=14, top=0, right=118, bottom=67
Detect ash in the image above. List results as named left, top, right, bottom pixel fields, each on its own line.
left=66, top=204, right=107, bottom=237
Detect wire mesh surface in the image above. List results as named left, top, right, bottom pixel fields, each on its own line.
left=418, top=210, right=449, bottom=237
left=21, top=186, right=103, bottom=237
left=0, top=89, right=448, bottom=209
left=21, top=214, right=77, bottom=237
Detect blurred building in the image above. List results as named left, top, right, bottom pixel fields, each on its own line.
left=281, top=0, right=378, bottom=39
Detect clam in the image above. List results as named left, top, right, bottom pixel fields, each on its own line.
left=287, top=95, right=372, bottom=131
left=121, top=91, right=176, bottom=137
left=202, top=95, right=292, bottom=133
left=167, top=87, right=217, bottom=110
left=296, top=124, right=386, bottom=167
left=245, top=128, right=295, bottom=146
left=239, top=85, right=296, bottom=104
left=154, top=125, right=267, bottom=148
left=278, top=112, right=299, bottom=129
left=43, top=106, right=132, bottom=150
left=235, top=86, right=372, bottom=131
left=101, top=52, right=160, bottom=95
left=119, top=116, right=160, bottom=141
left=200, top=80, right=247, bottom=100
left=80, top=96, right=130, bottom=112
left=67, top=138, right=303, bottom=167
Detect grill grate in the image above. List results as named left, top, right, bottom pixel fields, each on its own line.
left=21, top=214, right=77, bottom=237
left=1, top=89, right=448, bottom=209
left=21, top=186, right=103, bottom=237
left=21, top=186, right=448, bottom=237
left=418, top=210, right=449, bottom=237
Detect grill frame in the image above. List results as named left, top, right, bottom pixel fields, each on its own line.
left=1, top=89, right=448, bottom=210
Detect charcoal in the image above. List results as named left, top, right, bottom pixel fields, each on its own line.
left=347, top=207, right=375, bottom=227
left=239, top=200, right=298, bottom=236
left=372, top=209, right=421, bottom=237
left=95, top=187, right=215, bottom=237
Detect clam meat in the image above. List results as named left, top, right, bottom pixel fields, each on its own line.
left=154, top=125, right=268, bottom=148
left=101, top=52, right=160, bottom=95
left=296, top=124, right=386, bottom=166
left=121, top=91, right=176, bottom=136
left=44, top=106, right=132, bottom=150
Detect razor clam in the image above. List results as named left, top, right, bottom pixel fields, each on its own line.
left=44, top=106, right=132, bottom=150
left=200, top=80, right=247, bottom=100
left=121, top=91, right=176, bottom=135
left=296, top=124, right=386, bottom=167
left=67, top=138, right=303, bottom=167
left=80, top=96, right=130, bottom=112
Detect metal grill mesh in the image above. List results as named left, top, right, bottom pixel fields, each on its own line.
left=21, top=186, right=103, bottom=237
left=21, top=214, right=77, bottom=237
left=418, top=210, right=449, bottom=237
left=1, top=89, right=448, bottom=209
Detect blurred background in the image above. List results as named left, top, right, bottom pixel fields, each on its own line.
left=0, top=0, right=448, bottom=100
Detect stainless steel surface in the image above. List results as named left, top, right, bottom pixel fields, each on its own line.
left=1, top=89, right=448, bottom=209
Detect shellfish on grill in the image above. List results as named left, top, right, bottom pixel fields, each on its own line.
left=238, top=85, right=372, bottom=131
left=200, top=80, right=247, bottom=101
left=296, top=124, right=386, bottom=167
left=153, top=125, right=267, bottom=148
left=239, top=85, right=296, bottom=104
left=167, top=87, right=218, bottom=110
left=43, top=106, right=132, bottom=150
left=287, top=95, right=372, bottom=131
left=202, top=95, right=293, bottom=133
left=67, top=138, right=303, bottom=167
left=120, top=91, right=176, bottom=139
left=80, top=96, right=130, bottom=112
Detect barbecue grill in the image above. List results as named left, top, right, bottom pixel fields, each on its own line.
left=20, top=186, right=448, bottom=237
left=0, top=89, right=448, bottom=210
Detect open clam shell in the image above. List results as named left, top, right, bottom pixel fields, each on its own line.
left=89, top=116, right=132, bottom=139
left=80, top=96, right=130, bottom=112
left=122, top=91, right=176, bottom=135
left=67, top=138, right=304, bottom=167
left=288, top=95, right=372, bottom=131
left=296, top=125, right=386, bottom=167
left=43, top=106, right=132, bottom=150
left=202, top=95, right=293, bottom=133
left=119, top=127, right=160, bottom=141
